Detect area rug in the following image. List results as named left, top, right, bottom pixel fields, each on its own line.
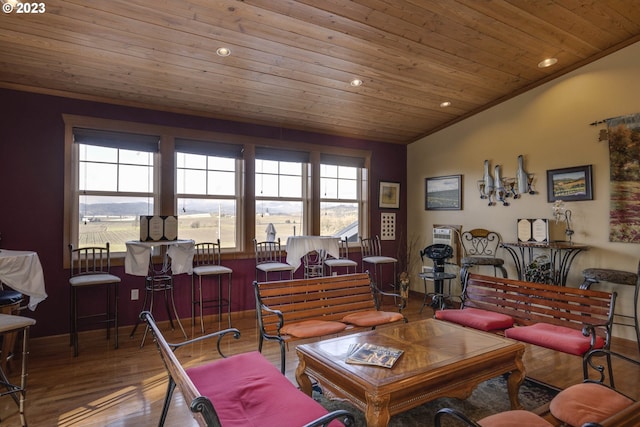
left=314, top=375, right=559, bottom=426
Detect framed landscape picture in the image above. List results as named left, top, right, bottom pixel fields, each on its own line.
left=379, top=181, right=400, bottom=209
left=546, top=165, right=593, bottom=202
left=425, top=175, right=462, bottom=210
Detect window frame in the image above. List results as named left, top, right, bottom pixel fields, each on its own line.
left=255, top=158, right=308, bottom=240
left=175, top=148, right=243, bottom=250
left=319, top=164, right=363, bottom=242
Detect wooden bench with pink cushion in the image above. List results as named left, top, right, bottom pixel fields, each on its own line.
left=141, top=311, right=355, bottom=427
left=435, top=273, right=616, bottom=356
left=254, top=272, right=407, bottom=373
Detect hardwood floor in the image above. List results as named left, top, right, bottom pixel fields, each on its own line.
left=1, top=296, right=639, bottom=427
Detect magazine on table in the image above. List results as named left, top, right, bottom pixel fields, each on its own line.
left=345, top=343, right=403, bottom=368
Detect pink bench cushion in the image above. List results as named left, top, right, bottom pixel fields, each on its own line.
left=505, top=323, right=605, bottom=356
left=435, top=307, right=514, bottom=331
left=280, top=319, right=347, bottom=338
left=478, top=410, right=553, bottom=427
left=342, top=310, right=404, bottom=327
left=187, top=351, right=341, bottom=427
left=549, top=382, right=634, bottom=426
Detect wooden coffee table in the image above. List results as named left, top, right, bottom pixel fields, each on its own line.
left=296, top=318, right=525, bottom=427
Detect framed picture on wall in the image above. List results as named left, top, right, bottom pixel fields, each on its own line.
left=546, top=165, right=593, bottom=202
left=425, top=175, right=462, bottom=210
left=379, top=181, right=400, bottom=209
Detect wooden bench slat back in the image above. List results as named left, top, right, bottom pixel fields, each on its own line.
left=465, top=274, right=615, bottom=336
left=143, top=313, right=213, bottom=426
left=256, top=273, right=374, bottom=336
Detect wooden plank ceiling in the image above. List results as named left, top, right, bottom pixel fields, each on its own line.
left=2, top=0, right=640, bottom=144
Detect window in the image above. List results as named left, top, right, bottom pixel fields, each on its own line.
left=255, top=158, right=305, bottom=242
left=175, top=138, right=243, bottom=249
left=254, top=149, right=367, bottom=244
left=320, top=153, right=366, bottom=242
left=73, top=128, right=159, bottom=253
left=320, top=164, right=359, bottom=240
left=64, top=115, right=371, bottom=261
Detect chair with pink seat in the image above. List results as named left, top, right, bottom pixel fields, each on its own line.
left=433, top=348, right=640, bottom=427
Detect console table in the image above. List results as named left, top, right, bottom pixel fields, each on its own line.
left=501, top=241, right=588, bottom=286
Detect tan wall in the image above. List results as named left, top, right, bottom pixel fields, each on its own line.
left=407, top=41, right=640, bottom=339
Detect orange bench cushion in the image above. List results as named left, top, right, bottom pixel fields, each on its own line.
left=342, top=310, right=404, bottom=327
left=549, top=382, right=634, bottom=426
left=435, top=307, right=514, bottom=331
left=187, top=351, right=342, bottom=427
left=478, top=410, right=553, bottom=427
left=505, top=323, right=605, bottom=356
left=280, top=319, right=347, bottom=338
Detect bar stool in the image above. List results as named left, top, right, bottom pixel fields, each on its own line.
left=129, top=250, right=187, bottom=346
left=253, top=238, right=295, bottom=282
left=68, top=244, right=120, bottom=357
left=580, top=266, right=639, bottom=351
left=0, top=313, right=35, bottom=427
left=0, top=288, right=24, bottom=373
left=323, top=238, right=358, bottom=276
left=303, top=250, right=325, bottom=278
left=419, top=244, right=455, bottom=312
left=192, top=241, right=232, bottom=333
left=360, top=235, right=397, bottom=292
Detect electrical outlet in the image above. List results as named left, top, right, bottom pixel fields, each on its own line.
left=131, top=289, right=139, bottom=300
left=422, top=266, right=433, bottom=273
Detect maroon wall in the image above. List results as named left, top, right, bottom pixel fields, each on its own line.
left=0, top=88, right=407, bottom=338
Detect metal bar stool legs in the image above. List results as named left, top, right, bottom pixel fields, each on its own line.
left=0, top=314, right=35, bottom=427
left=130, top=275, right=187, bottom=347
left=193, top=273, right=232, bottom=333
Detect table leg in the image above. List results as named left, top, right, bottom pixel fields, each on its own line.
left=365, top=391, right=391, bottom=427
left=507, top=347, right=526, bottom=410
left=502, top=245, right=526, bottom=280
left=295, top=353, right=313, bottom=396
left=18, top=326, right=29, bottom=426
left=552, top=248, right=584, bottom=286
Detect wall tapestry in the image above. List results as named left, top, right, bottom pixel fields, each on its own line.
left=607, top=113, right=640, bottom=242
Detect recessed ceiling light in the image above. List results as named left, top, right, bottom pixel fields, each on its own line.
left=440, top=101, right=452, bottom=108
left=350, top=79, right=363, bottom=87
left=216, top=47, right=231, bottom=57
left=538, top=58, right=558, bottom=68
